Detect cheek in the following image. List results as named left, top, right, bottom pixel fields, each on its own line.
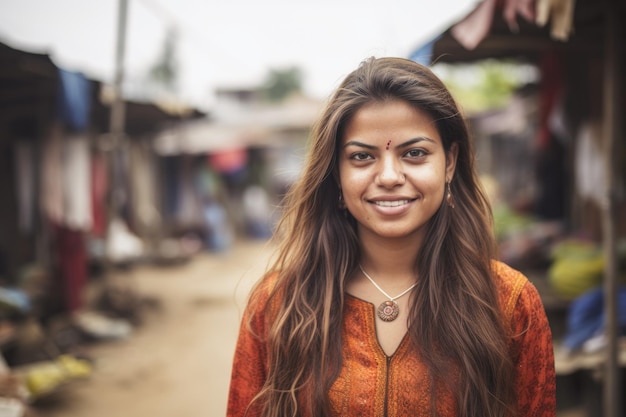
left=339, top=166, right=369, bottom=194
left=340, top=178, right=371, bottom=217
left=407, top=165, right=445, bottom=189
left=341, top=177, right=368, bottom=203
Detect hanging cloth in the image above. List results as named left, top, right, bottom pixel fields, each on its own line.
left=503, top=0, right=536, bottom=32
left=91, top=151, right=108, bottom=237
left=450, top=0, right=574, bottom=50
left=57, top=69, right=92, bottom=131
left=14, top=140, right=35, bottom=233
left=40, top=124, right=64, bottom=225
left=450, top=0, right=499, bottom=50
left=536, top=0, right=576, bottom=41
left=62, top=134, right=92, bottom=231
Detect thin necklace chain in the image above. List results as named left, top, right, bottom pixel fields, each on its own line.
left=358, top=264, right=417, bottom=301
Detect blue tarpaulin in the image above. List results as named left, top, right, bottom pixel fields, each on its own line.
left=563, top=286, right=626, bottom=351
left=408, top=35, right=441, bottom=66
left=57, top=68, right=92, bottom=131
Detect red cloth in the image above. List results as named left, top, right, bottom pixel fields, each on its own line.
left=90, top=152, right=108, bottom=237
left=536, top=52, right=563, bottom=149
left=208, top=148, right=248, bottom=174
left=55, top=225, right=87, bottom=313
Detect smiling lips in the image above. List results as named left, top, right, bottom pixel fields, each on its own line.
left=370, top=199, right=414, bottom=207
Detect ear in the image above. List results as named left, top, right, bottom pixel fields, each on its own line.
left=332, top=168, right=341, bottom=191
left=445, top=142, right=459, bottom=182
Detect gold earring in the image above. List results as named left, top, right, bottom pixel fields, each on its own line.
left=446, top=181, right=455, bottom=208
left=338, top=191, right=346, bottom=209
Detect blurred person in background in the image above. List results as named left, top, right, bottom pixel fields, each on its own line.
left=227, top=57, right=555, bottom=417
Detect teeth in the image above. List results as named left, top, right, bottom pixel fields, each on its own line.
left=374, top=200, right=409, bottom=207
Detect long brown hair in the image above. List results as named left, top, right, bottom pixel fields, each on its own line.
left=248, top=57, right=515, bottom=417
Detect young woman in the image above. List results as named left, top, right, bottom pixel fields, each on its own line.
left=227, top=57, right=556, bottom=417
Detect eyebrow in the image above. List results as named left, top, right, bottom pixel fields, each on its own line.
left=343, top=137, right=436, bottom=149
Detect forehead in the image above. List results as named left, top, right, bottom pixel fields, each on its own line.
left=342, top=99, right=441, bottom=144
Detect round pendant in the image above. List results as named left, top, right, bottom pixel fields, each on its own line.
left=377, top=300, right=399, bottom=322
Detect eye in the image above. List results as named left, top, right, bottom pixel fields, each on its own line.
left=350, top=152, right=373, bottom=161
left=405, top=148, right=427, bottom=158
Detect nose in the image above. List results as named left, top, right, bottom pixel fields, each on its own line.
left=376, top=156, right=405, bottom=188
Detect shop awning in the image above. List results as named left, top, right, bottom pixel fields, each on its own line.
left=411, top=0, right=608, bottom=65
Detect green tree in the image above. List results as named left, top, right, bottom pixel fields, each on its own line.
left=261, top=67, right=303, bottom=102
left=437, top=60, right=529, bottom=113
left=477, top=61, right=519, bottom=109
left=149, top=27, right=179, bottom=92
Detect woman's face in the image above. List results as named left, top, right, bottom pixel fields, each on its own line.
left=338, top=99, right=457, bottom=245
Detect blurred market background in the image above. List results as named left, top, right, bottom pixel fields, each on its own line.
left=0, top=0, right=624, bottom=416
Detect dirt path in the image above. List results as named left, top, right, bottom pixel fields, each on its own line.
left=31, top=239, right=273, bottom=417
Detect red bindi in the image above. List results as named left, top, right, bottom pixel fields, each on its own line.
left=386, top=140, right=391, bottom=150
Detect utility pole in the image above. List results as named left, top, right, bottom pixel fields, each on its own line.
left=110, top=0, right=128, bottom=145
left=105, top=0, right=129, bottom=269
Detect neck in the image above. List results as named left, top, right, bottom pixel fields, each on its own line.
left=358, top=232, right=421, bottom=285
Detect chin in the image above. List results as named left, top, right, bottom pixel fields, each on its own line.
left=361, top=225, right=427, bottom=241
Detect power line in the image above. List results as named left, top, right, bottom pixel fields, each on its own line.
left=134, top=0, right=247, bottom=67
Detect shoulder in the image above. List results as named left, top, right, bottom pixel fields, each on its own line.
left=491, top=261, right=543, bottom=323
left=243, top=272, right=282, bottom=330
left=492, top=260, right=528, bottom=289
left=246, top=272, right=279, bottom=313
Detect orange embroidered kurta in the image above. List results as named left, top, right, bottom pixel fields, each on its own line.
left=227, top=261, right=556, bottom=416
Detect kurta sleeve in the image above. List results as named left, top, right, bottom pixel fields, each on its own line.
left=510, top=281, right=557, bottom=417
left=227, top=286, right=270, bottom=417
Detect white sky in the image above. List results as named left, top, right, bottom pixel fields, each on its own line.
left=0, top=0, right=476, bottom=110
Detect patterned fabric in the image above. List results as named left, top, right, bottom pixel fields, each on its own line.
left=227, top=261, right=556, bottom=416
